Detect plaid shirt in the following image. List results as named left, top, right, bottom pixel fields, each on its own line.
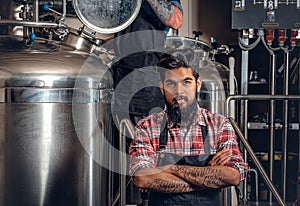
left=129, top=106, right=248, bottom=181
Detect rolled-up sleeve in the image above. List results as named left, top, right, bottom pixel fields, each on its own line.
left=219, top=121, right=248, bottom=181
left=129, top=122, right=156, bottom=176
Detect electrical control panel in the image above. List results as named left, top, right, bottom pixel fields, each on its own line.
left=232, top=0, right=300, bottom=29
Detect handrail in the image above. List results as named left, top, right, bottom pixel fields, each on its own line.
left=229, top=117, right=286, bottom=206
left=119, top=118, right=136, bottom=140
left=226, top=94, right=300, bottom=205
left=225, top=94, right=300, bottom=116
left=113, top=118, right=136, bottom=206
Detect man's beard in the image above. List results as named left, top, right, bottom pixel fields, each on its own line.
left=166, top=96, right=198, bottom=126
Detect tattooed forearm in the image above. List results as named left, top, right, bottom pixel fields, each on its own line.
left=147, top=0, right=174, bottom=24
left=168, top=166, right=233, bottom=188
left=200, top=173, right=228, bottom=187
left=147, top=178, right=196, bottom=193
left=133, top=166, right=240, bottom=193
left=146, top=0, right=182, bottom=29
left=133, top=168, right=202, bottom=193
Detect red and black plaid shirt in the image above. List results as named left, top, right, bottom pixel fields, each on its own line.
left=129, top=106, right=248, bottom=181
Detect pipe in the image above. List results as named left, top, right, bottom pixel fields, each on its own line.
left=241, top=33, right=249, bottom=96
left=229, top=118, right=286, bottom=206
left=224, top=55, right=237, bottom=206
left=117, top=118, right=135, bottom=206
left=22, top=2, right=31, bottom=39
left=248, top=168, right=259, bottom=204
left=0, top=20, right=64, bottom=28
left=228, top=56, right=236, bottom=118
left=226, top=95, right=300, bottom=115
left=62, top=0, right=67, bottom=20
left=242, top=100, right=248, bottom=204
left=33, top=0, right=39, bottom=22
left=269, top=53, right=276, bottom=203
left=188, top=0, right=193, bottom=37
left=119, top=124, right=127, bottom=206
left=112, top=178, right=133, bottom=206
left=281, top=50, right=290, bottom=201
left=298, top=61, right=300, bottom=204
left=240, top=32, right=249, bottom=204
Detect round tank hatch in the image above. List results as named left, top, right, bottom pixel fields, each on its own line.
left=72, top=0, right=142, bottom=34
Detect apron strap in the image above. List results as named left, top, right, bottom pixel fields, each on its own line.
left=201, top=125, right=210, bottom=154
left=159, top=114, right=168, bottom=150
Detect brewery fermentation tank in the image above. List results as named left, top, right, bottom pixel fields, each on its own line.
left=197, top=59, right=229, bottom=115
left=0, top=0, right=144, bottom=205
left=0, top=35, right=114, bottom=206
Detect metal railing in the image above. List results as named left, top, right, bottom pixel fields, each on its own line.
left=226, top=94, right=300, bottom=206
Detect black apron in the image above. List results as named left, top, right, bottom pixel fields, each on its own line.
left=148, top=118, right=221, bottom=206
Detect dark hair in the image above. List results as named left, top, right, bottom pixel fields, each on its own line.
left=157, top=48, right=199, bottom=81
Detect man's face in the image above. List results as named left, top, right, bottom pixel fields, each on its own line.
left=160, top=67, right=202, bottom=109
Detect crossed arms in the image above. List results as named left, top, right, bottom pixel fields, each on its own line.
left=133, top=150, right=241, bottom=193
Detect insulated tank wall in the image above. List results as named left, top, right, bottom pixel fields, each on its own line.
left=0, top=36, right=115, bottom=206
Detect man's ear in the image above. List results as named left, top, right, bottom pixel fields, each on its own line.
left=159, top=81, right=164, bottom=95
left=197, top=77, right=202, bottom=93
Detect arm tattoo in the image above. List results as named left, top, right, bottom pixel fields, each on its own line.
left=147, top=0, right=175, bottom=24
left=147, top=178, right=195, bottom=193
left=170, top=166, right=231, bottom=188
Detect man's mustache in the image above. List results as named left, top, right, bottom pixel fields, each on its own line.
left=172, top=95, right=188, bottom=104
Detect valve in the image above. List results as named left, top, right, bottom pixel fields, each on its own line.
left=210, top=36, right=219, bottom=49
left=28, top=33, right=36, bottom=45
left=290, top=29, right=298, bottom=47
left=277, top=29, right=286, bottom=47
left=193, top=31, right=203, bottom=40
left=19, top=3, right=32, bottom=20
left=265, top=29, right=274, bottom=45
left=43, top=4, right=63, bottom=16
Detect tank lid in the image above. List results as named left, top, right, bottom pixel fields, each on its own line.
left=0, top=37, right=113, bottom=90
left=72, top=0, right=142, bottom=34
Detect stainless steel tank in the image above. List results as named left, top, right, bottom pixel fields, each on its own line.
left=197, top=59, right=229, bottom=115
left=0, top=0, right=144, bottom=205
left=0, top=1, right=22, bottom=35
left=0, top=35, right=114, bottom=206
